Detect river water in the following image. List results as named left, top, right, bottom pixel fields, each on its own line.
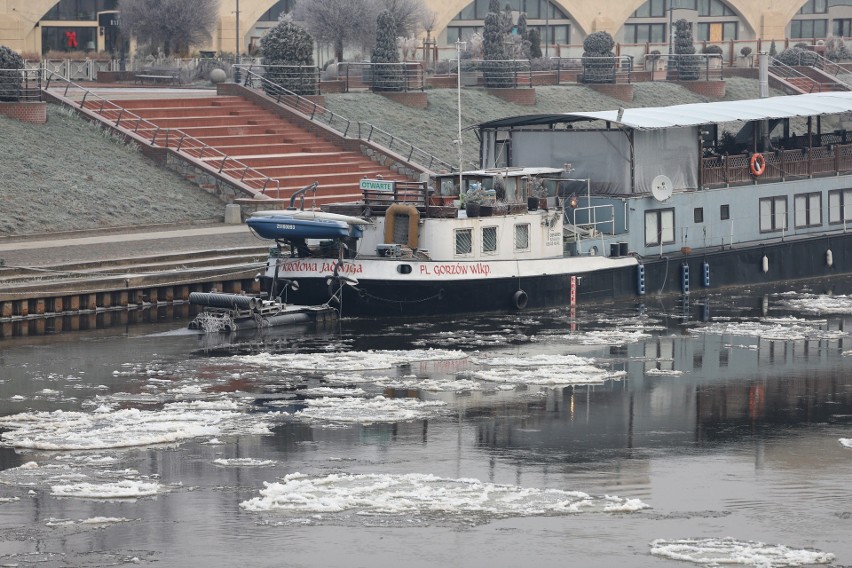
left=0, top=278, right=851, bottom=568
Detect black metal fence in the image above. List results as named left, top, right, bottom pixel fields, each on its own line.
left=0, top=68, right=43, bottom=102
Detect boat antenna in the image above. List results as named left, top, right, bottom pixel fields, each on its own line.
left=456, top=39, right=466, bottom=196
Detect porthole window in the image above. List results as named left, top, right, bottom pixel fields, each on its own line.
left=396, top=264, right=412, bottom=274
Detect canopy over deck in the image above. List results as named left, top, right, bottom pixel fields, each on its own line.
left=477, top=91, right=852, bottom=132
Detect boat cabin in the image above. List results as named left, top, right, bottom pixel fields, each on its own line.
left=476, top=92, right=852, bottom=258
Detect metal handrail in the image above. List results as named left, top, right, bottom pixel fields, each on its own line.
left=803, top=50, right=852, bottom=90
left=769, top=57, right=822, bottom=93
left=40, top=69, right=281, bottom=196
left=0, top=68, right=43, bottom=102
left=236, top=64, right=455, bottom=174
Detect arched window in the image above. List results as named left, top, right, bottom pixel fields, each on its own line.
left=445, top=0, right=573, bottom=47
left=621, top=0, right=742, bottom=44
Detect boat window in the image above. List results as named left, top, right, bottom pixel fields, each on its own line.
left=759, top=196, right=788, bottom=233
left=794, top=192, right=822, bottom=228
left=694, top=207, right=704, bottom=224
left=644, top=208, right=675, bottom=246
left=828, top=189, right=852, bottom=224
left=720, top=204, right=730, bottom=220
left=514, top=223, right=530, bottom=251
left=396, top=264, right=412, bottom=274
left=455, top=228, right=473, bottom=255
left=482, top=226, right=498, bottom=254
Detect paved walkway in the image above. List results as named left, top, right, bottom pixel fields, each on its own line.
left=0, top=224, right=267, bottom=268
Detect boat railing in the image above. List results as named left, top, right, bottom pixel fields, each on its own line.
left=701, top=142, right=852, bottom=187
left=362, top=180, right=429, bottom=213
left=571, top=204, right=616, bottom=255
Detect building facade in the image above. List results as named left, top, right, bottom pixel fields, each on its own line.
left=0, top=0, right=849, bottom=58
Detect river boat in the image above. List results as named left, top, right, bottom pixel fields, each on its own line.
left=249, top=91, right=852, bottom=317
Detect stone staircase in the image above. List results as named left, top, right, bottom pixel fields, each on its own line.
left=84, top=95, right=411, bottom=205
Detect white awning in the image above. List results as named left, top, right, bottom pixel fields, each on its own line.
left=478, top=91, right=852, bottom=131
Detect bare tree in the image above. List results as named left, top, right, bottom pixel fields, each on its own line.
left=293, top=0, right=375, bottom=63
left=119, top=0, right=218, bottom=57
left=377, top=0, right=426, bottom=38
left=121, top=0, right=218, bottom=57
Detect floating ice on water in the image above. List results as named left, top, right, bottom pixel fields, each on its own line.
left=650, top=537, right=835, bottom=567
left=51, top=480, right=162, bottom=500
left=692, top=317, right=845, bottom=342
left=0, top=496, right=20, bottom=503
left=213, top=458, right=277, bottom=467
left=46, top=517, right=135, bottom=527
left=241, top=472, right=649, bottom=522
left=234, top=349, right=468, bottom=373
left=0, top=399, right=278, bottom=450
left=777, top=293, right=852, bottom=315
left=840, top=438, right=852, bottom=449
left=293, top=396, right=447, bottom=424
left=646, top=368, right=684, bottom=376
left=303, top=387, right=367, bottom=398
left=470, top=353, right=625, bottom=386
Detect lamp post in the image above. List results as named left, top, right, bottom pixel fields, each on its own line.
left=456, top=39, right=466, bottom=195
left=234, top=0, right=241, bottom=83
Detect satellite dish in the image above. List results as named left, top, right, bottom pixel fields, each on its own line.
left=651, top=174, right=673, bottom=202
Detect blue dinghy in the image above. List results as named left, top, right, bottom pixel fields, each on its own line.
left=246, top=214, right=363, bottom=241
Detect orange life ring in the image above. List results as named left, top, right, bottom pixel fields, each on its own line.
left=750, top=153, right=766, bottom=177
left=384, top=203, right=420, bottom=250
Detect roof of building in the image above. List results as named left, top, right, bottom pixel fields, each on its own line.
left=477, top=91, right=852, bottom=131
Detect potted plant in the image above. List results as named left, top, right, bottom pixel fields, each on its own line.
left=465, top=183, right=485, bottom=217
left=702, top=45, right=723, bottom=69
left=739, top=46, right=753, bottom=68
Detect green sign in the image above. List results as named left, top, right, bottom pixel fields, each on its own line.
left=359, top=179, right=395, bottom=192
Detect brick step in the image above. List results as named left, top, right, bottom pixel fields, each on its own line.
left=120, top=106, right=268, bottom=120
left=261, top=190, right=365, bottom=205
left=247, top=161, right=383, bottom=177
left=200, top=142, right=341, bottom=156
left=272, top=178, right=407, bottom=194
left=161, top=124, right=298, bottom=137
left=115, top=96, right=246, bottom=109
left=237, top=153, right=366, bottom=168
left=85, top=101, right=255, bottom=117
left=266, top=170, right=404, bottom=188
left=134, top=115, right=281, bottom=128
left=191, top=133, right=324, bottom=147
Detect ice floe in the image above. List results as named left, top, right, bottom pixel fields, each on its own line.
left=691, top=317, right=845, bottom=341
left=777, top=293, right=852, bottom=315
left=51, top=480, right=162, bottom=500
left=292, top=396, right=448, bottom=424
left=0, top=400, right=278, bottom=450
left=241, top=472, right=648, bottom=523
left=234, top=349, right=468, bottom=373
left=840, top=438, right=852, bottom=449
left=469, top=353, right=626, bottom=385
left=213, top=458, right=277, bottom=467
left=650, top=537, right=835, bottom=567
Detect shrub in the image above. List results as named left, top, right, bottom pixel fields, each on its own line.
left=702, top=45, right=723, bottom=55
left=740, top=46, right=752, bottom=57
left=0, top=45, right=24, bottom=102
left=260, top=16, right=316, bottom=96
left=672, top=19, right=699, bottom=80
left=528, top=28, right=542, bottom=59
left=371, top=10, right=403, bottom=91
left=483, top=10, right=512, bottom=87
left=581, top=31, right=616, bottom=84
left=769, top=40, right=777, bottom=57
left=774, top=47, right=819, bottom=66
left=825, top=37, right=852, bottom=62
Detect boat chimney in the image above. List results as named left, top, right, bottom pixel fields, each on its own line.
left=759, top=51, right=769, bottom=98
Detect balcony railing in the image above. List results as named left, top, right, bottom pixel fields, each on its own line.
left=0, top=68, right=43, bottom=102
left=702, top=143, right=852, bottom=188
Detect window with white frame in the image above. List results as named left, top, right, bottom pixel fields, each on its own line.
left=514, top=223, right=530, bottom=251
left=482, top=226, right=498, bottom=254
left=759, top=196, right=788, bottom=232
left=455, top=228, right=473, bottom=255
left=828, top=188, right=852, bottom=224
left=645, top=208, right=675, bottom=246
left=794, top=192, right=822, bottom=228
